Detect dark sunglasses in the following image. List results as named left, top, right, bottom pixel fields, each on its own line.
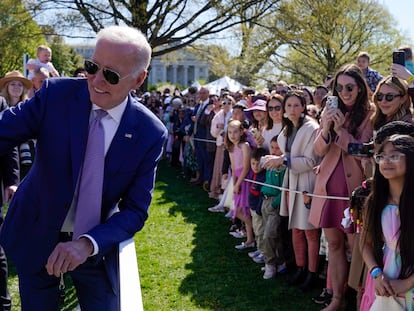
left=223, top=101, right=232, bottom=105
left=268, top=106, right=282, bottom=112
left=335, top=84, right=356, bottom=93
left=84, top=59, right=132, bottom=85
left=376, top=92, right=403, bottom=102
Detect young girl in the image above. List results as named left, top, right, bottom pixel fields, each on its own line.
left=225, top=119, right=254, bottom=249
left=361, top=134, right=414, bottom=310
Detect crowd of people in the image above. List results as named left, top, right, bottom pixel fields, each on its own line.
left=147, top=46, right=414, bottom=311
left=2, top=38, right=414, bottom=310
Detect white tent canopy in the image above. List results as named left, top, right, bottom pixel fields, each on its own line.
left=204, top=76, right=245, bottom=95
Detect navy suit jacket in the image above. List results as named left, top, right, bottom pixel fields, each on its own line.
left=0, top=78, right=167, bottom=292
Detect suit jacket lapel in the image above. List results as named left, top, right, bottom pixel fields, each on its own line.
left=70, top=84, right=91, bottom=188
left=104, top=96, right=138, bottom=181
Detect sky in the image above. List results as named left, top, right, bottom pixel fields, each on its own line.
left=380, top=0, right=414, bottom=44
left=63, top=0, right=414, bottom=47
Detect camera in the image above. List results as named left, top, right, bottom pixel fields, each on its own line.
left=19, top=142, right=32, bottom=165
left=347, top=142, right=374, bottom=157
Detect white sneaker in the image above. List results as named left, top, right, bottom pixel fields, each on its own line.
left=263, top=264, right=276, bottom=279
left=248, top=250, right=260, bottom=258
left=229, top=230, right=246, bottom=238
left=253, top=253, right=265, bottom=264
left=277, top=262, right=287, bottom=274
left=208, top=205, right=225, bottom=212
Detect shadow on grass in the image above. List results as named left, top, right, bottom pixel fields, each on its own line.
left=155, top=161, right=320, bottom=311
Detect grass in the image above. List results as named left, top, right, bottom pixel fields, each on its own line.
left=9, top=160, right=322, bottom=310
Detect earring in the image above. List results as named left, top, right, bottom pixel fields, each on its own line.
left=283, top=113, right=288, bottom=118
left=301, top=113, right=305, bottom=118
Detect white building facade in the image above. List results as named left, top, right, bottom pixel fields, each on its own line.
left=148, top=50, right=209, bottom=87
left=73, top=45, right=209, bottom=87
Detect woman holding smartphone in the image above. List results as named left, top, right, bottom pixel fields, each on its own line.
left=309, top=64, right=375, bottom=311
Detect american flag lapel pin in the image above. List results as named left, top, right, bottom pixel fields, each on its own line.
left=125, top=133, right=132, bottom=139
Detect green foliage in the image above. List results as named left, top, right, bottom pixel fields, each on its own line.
left=0, top=0, right=46, bottom=75
left=268, top=0, right=408, bottom=85
left=0, top=0, right=83, bottom=78
left=48, top=36, right=84, bottom=77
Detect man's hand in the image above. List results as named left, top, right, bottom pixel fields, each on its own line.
left=46, top=237, right=94, bottom=277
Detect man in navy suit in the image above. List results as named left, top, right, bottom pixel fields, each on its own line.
left=0, top=26, right=167, bottom=310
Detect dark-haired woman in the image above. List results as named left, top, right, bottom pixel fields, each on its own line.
left=361, top=135, right=414, bottom=310
left=309, top=64, right=375, bottom=310
left=263, top=90, right=320, bottom=291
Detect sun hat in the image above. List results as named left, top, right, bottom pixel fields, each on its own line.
left=244, top=99, right=267, bottom=112
left=0, top=71, right=32, bottom=90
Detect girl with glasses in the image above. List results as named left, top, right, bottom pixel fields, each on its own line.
left=371, top=75, right=413, bottom=133
left=310, top=64, right=375, bottom=311
left=361, top=134, right=414, bottom=311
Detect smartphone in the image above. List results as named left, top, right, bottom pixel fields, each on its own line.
left=347, top=142, right=374, bottom=157
left=326, top=95, right=338, bottom=110
left=392, top=51, right=405, bottom=66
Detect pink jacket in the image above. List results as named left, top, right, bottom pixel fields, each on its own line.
left=309, top=104, right=375, bottom=227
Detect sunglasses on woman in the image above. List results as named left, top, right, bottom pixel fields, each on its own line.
left=267, top=106, right=282, bottom=111
left=84, top=59, right=134, bottom=85
left=335, top=84, right=356, bottom=93
left=376, top=92, right=402, bottom=102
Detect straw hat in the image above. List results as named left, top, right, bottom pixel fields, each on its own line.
left=0, top=71, right=32, bottom=90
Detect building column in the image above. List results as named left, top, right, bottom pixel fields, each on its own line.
left=172, top=65, right=177, bottom=85
left=162, top=65, right=167, bottom=83
left=183, top=65, right=188, bottom=87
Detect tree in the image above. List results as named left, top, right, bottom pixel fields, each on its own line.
left=186, top=2, right=283, bottom=86
left=266, top=0, right=407, bottom=85
left=0, top=0, right=46, bottom=76
left=25, top=0, right=278, bottom=58
left=48, top=34, right=84, bottom=77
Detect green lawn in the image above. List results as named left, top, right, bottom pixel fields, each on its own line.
left=9, top=160, right=322, bottom=310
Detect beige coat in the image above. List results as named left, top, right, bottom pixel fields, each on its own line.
left=278, top=117, right=320, bottom=230
left=309, top=104, right=375, bottom=228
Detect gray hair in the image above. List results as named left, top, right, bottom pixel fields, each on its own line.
left=96, top=26, right=152, bottom=75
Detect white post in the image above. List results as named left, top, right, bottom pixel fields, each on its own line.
left=119, top=238, right=144, bottom=311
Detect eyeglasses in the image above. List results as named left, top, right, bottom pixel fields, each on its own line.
left=373, top=153, right=405, bottom=164
left=223, top=101, right=232, bottom=105
left=376, top=92, right=402, bottom=102
left=268, top=106, right=282, bottom=112
left=335, top=84, right=356, bottom=93
left=84, top=59, right=135, bottom=85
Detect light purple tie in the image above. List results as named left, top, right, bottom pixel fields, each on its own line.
left=73, top=109, right=107, bottom=239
